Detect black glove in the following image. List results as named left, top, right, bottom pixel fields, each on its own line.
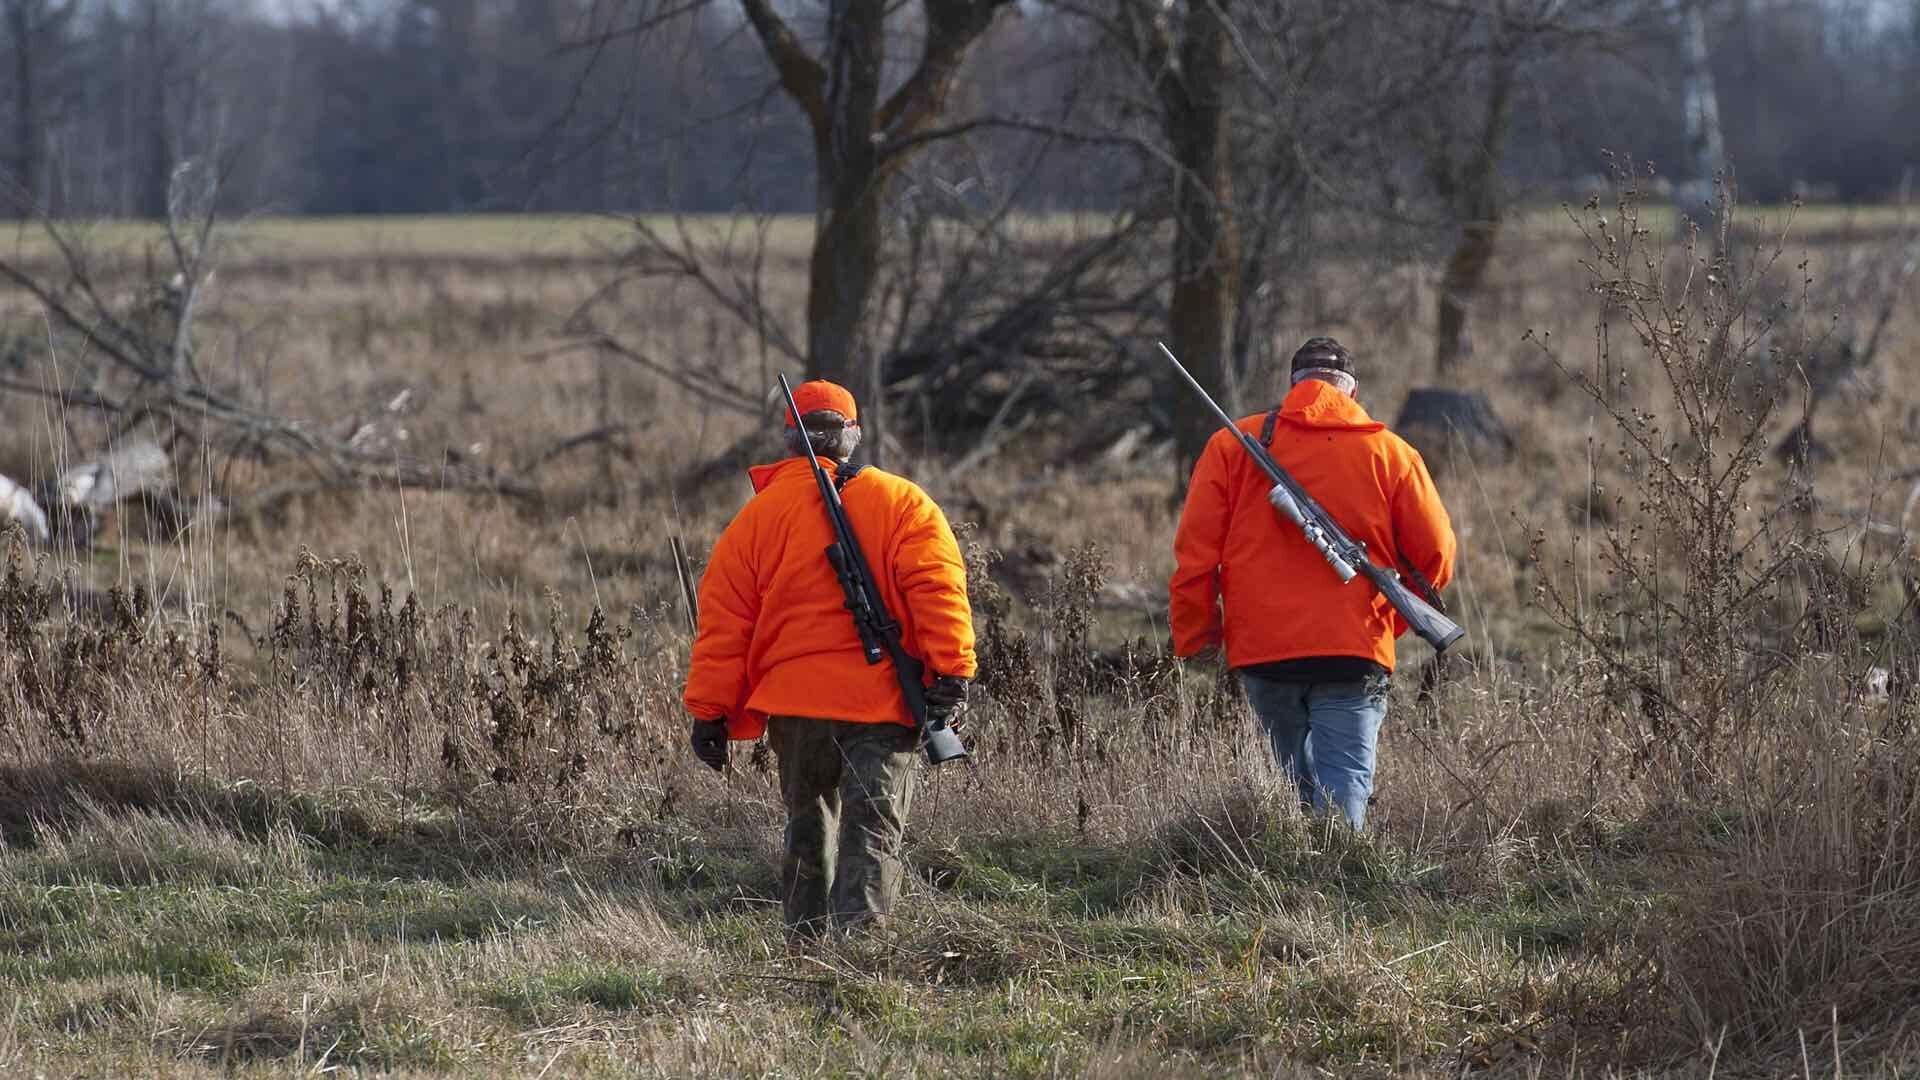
left=689, top=717, right=729, bottom=771
left=1183, top=643, right=1225, bottom=668
left=923, top=675, right=969, bottom=730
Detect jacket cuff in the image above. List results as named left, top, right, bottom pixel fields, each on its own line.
left=1173, top=629, right=1223, bottom=658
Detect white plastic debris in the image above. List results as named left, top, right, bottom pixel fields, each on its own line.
left=1866, top=666, right=1892, bottom=704
left=57, top=439, right=172, bottom=511
left=0, top=473, right=51, bottom=543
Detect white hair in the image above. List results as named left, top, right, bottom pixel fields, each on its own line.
left=783, top=410, right=863, bottom=462
left=1291, top=367, right=1356, bottom=395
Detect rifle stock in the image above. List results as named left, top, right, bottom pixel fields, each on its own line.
left=1361, top=562, right=1465, bottom=651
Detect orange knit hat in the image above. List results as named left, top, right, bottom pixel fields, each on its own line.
left=784, top=379, right=858, bottom=427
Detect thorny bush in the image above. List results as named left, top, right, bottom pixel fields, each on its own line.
left=1526, top=161, right=1889, bottom=792
left=1526, top=160, right=1920, bottom=1059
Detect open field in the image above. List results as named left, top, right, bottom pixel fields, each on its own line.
left=4, top=200, right=1911, bottom=264
left=1, top=212, right=1133, bottom=264
left=4, top=214, right=649, bottom=260
left=3, top=198, right=1920, bottom=1076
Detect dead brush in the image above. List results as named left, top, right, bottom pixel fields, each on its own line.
left=1524, top=161, right=1920, bottom=1062
left=1040, top=542, right=1104, bottom=758
left=1, top=528, right=59, bottom=742
left=960, top=530, right=1045, bottom=759
left=1660, top=681, right=1920, bottom=1059
left=2, top=528, right=216, bottom=758
left=0, top=540, right=693, bottom=850
left=1526, top=163, right=1880, bottom=793
left=969, top=538, right=1203, bottom=772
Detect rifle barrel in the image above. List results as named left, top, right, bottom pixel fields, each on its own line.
left=1158, top=342, right=1242, bottom=433
left=777, top=373, right=828, bottom=473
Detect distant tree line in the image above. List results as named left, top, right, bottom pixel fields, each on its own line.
left=1, top=0, right=1916, bottom=220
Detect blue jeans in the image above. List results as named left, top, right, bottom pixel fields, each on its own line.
left=1239, top=672, right=1390, bottom=829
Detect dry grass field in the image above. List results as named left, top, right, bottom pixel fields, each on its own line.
left=2, top=194, right=1919, bottom=1077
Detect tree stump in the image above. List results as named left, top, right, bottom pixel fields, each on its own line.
left=1392, top=387, right=1514, bottom=469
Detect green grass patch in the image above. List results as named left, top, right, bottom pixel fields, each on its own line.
left=477, top=963, right=684, bottom=1020
left=0, top=769, right=1682, bottom=1077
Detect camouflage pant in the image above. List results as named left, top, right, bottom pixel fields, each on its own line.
left=766, top=716, right=918, bottom=938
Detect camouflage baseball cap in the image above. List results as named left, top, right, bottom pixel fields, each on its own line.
left=1290, top=337, right=1356, bottom=378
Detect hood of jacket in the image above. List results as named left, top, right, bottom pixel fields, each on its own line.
left=1278, top=379, right=1386, bottom=433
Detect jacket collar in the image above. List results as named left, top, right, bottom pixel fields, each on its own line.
left=1277, top=379, right=1384, bottom=433
left=748, top=455, right=839, bottom=493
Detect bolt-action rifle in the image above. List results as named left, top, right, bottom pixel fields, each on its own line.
left=776, top=373, right=969, bottom=765
left=1157, top=342, right=1465, bottom=653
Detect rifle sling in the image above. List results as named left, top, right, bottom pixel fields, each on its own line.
left=1259, top=408, right=1280, bottom=446
left=826, top=461, right=927, bottom=718
left=825, top=459, right=914, bottom=655
left=834, top=461, right=868, bottom=492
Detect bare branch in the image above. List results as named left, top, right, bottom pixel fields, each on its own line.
left=0, top=375, right=121, bottom=414
left=557, top=0, right=714, bottom=53
left=515, top=425, right=638, bottom=476
left=0, top=237, right=165, bottom=381
left=879, top=114, right=1166, bottom=163
left=876, top=0, right=1017, bottom=145
left=562, top=333, right=762, bottom=417
left=740, top=0, right=828, bottom=133
left=608, top=212, right=808, bottom=363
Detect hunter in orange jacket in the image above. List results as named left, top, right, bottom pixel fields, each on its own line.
left=1170, top=367, right=1455, bottom=672
left=1170, top=338, right=1455, bottom=830
left=683, top=453, right=977, bottom=740
left=681, top=379, right=975, bottom=938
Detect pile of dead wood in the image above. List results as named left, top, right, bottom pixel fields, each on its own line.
left=0, top=439, right=222, bottom=546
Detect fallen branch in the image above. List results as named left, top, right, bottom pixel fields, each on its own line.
left=515, top=425, right=637, bottom=475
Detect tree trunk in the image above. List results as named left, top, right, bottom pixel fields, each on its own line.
left=1434, top=222, right=1495, bottom=374
left=740, top=0, right=1011, bottom=461
left=1164, top=0, right=1238, bottom=484
left=807, top=0, right=888, bottom=452
left=7, top=6, right=36, bottom=215
left=1432, top=56, right=1514, bottom=376
left=137, top=1, right=172, bottom=221
left=807, top=190, right=887, bottom=450
left=1681, top=3, right=1724, bottom=200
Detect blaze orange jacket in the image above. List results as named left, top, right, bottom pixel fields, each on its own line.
left=1170, top=379, right=1456, bottom=673
left=683, top=457, right=976, bottom=741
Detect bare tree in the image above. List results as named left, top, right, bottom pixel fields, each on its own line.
left=127, top=0, right=225, bottom=220
left=1426, top=12, right=1519, bottom=378
left=1678, top=0, right=1724, bottom=206
left=1064, top=0, right=1462, bottom=464
left=737, top=0, right=1016, bottom=448
left=1115, top=0, right=1238, bottom=476
left=1417, top=0, right=1667, bottom=377
left=1395, top=0, right=1672, bottom=466
left=566, top=0, right=1170, bottom=474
